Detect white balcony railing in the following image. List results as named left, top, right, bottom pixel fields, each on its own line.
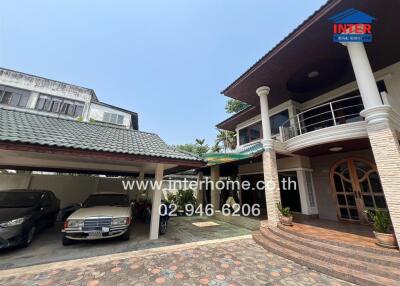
left=279, top=95, right=365, bottom=142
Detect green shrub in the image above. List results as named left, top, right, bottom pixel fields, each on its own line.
left=175, top=189, right=197, bottom=211
left=276, top=202, right=291, bottom=217
left=365, top=209, right=392, bottom=234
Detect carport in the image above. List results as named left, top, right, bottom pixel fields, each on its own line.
left=0, top=108, right=205, bottom=240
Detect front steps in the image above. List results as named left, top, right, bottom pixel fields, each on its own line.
left=253, top=224, right=400, bottom=286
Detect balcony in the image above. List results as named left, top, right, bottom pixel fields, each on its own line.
left=279, top=95, right=365, bottom=142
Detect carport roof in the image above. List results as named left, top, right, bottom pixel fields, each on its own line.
left=0, top=108, right=204, bottom=164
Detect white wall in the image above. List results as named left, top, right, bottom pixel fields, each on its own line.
left=0, top=69, right=94, bottom=104
left=0, top=174, right=135, bottom=208
left=0, top=174, right=189, bottom=207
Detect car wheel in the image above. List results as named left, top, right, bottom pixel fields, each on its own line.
left=22, top=226, right=36, bottom=247
left=62, top=233, right=74, bottom=246
left=121, top=229, right=130, bottom=241
left=159, top=218, right=168, bottom=235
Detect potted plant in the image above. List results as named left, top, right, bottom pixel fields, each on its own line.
left=365, top=209, right=397, bottom=248
left=276, top=202, right=293, bottom=226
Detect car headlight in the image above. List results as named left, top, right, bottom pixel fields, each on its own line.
left=0, top=217, right=27, bottom=227
left=66, top=219, right=84, bottom=228
left=111, top=217, right=130, bottom=226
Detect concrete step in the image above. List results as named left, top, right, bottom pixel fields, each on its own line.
left=259, top=227, right=399, bottom=280
left=253, top=231, right=400, bottom=286
left=276, top=223, right=399, bottom=257
left=265, top=226, right=400, bottom=268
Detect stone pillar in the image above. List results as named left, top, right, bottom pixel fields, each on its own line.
left=346, top=41, right=400, bottom=246
left=256, top=86, right=281, bottom=228
left=210, top=165, right=220, bottom=210
left=196, top=171, right=204, bottom=207
left=149, top=164, right=164, bottom=240
left=361, top=107, right=400, bottom=247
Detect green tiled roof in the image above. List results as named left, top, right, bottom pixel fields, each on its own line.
left=204, top=142, right=264, bottom=166
left=0, top=108, right=204, bottom=163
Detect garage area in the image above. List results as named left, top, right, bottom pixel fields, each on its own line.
left=0, top=216, right=251, bottom=270
left=0, top=108, right=239, bottom=268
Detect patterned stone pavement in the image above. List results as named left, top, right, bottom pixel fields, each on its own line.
left=0, top=238, right=354, bottom=286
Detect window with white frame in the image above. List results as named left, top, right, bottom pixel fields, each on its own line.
left=103, top=112, right=124, bottom=125
left=0, top=85, right=30, bottom=108
left=35, top=94, right=84, bottom=118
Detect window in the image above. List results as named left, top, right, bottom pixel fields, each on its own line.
left=51, top=100, right=61, bottom=113
left=35, top=94, right=85, bottom=118
left=0, top=86, right=30, bottom=108
left=238, top=109, right=289, bottom=145
left=74, top=105, right=84, bottom=117
left=67, top=104, right=75, bottom=116
left=239, top=121, right=262, bottom=145
left=110, top=113, right=117, bottom=123
left=1, top=91, right=12, bottom=105
left=103, top=112, right=125, bottom=125
left=18, top=94, right=30, bottom=107
left=270, top=110, right=289, bottom=135
left=117, top=114, right=124, bottom=125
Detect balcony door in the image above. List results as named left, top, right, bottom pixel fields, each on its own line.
left=330, top=158, right=388, bottom=223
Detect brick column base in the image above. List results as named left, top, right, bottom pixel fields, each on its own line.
left=362, top=106, right=400, bottom=247
left=262, top=148, right=281, bottom=228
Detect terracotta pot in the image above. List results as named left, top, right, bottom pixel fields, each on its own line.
left=373, top=231, right=398, bottom=248
left=280, top=215, right=293, bottom=226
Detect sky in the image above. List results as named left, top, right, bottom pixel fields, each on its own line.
left=0, top=0, right=326, bottom=146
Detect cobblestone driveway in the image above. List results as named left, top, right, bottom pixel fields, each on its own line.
left=0, top=238, right=353, bottom=286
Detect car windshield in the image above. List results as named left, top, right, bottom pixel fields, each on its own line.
left=83, top=194, right=129, bottom=207
left=0, top=191, right=41, bottom=208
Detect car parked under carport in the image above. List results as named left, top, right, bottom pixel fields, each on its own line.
left=0, top=216, right=251, bottom=270
left=0, top=108, right=205, bottom=242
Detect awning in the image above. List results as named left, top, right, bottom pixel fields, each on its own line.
left=204, top=142, right=264, bottom=166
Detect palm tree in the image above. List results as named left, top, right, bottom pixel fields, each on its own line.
left=195, top=138, right=206, bottom=145
left=211, top=143, right=222, bottom=153
left=215, top=129, right=236, bottom=152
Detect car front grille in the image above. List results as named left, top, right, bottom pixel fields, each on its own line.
left=83, top=217, right=112, bottom=231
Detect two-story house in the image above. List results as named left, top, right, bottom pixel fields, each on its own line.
left=0, top=68, right=138, bottom=130
left=205, top=0, right=400, bottom=249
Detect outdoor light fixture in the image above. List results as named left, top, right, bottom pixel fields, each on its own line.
left=307, top=70, right=319, bottom=78
left=329, top=146, right=343, bottom=152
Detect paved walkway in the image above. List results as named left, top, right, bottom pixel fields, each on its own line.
left=0, top=236, right=354, bottom=286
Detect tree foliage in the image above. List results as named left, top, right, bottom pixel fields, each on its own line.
left=214, top=129, right=236, bottom=152
left=225, top=99, right=250, bottom=114
left=175, top=138, right=209, bottom=157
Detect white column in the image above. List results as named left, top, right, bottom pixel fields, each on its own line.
left=257, top=86, right=281, bottom=228
left=210, top=165, right=220, bottom=210
left=257, top=86, right=272, bottom=141
left=346, top=41, right=400, bottom=247
left=345, top=42, right=382, bottom=109
left=196, top=171, right=204, bottom=207
left=296, top=169, right=318, bottom=215
left=149, top=164, right=164, bottom=240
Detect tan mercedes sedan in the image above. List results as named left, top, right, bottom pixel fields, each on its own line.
left=62, top=193, right=132, bottom=245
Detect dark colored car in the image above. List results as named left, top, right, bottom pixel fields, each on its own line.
left=0, top=190, right=60, bottom=249
left=133, top=199, right=170, bottom=235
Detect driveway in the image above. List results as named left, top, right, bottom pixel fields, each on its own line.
left=0, top=216, right=251, bottom=270
left=0, top=237, right=353, bottom=286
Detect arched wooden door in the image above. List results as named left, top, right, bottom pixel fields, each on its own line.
left=330, top=158, right=388, bottom=223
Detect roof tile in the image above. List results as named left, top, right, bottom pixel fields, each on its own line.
left=0, top=108, right=204, bottom=163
